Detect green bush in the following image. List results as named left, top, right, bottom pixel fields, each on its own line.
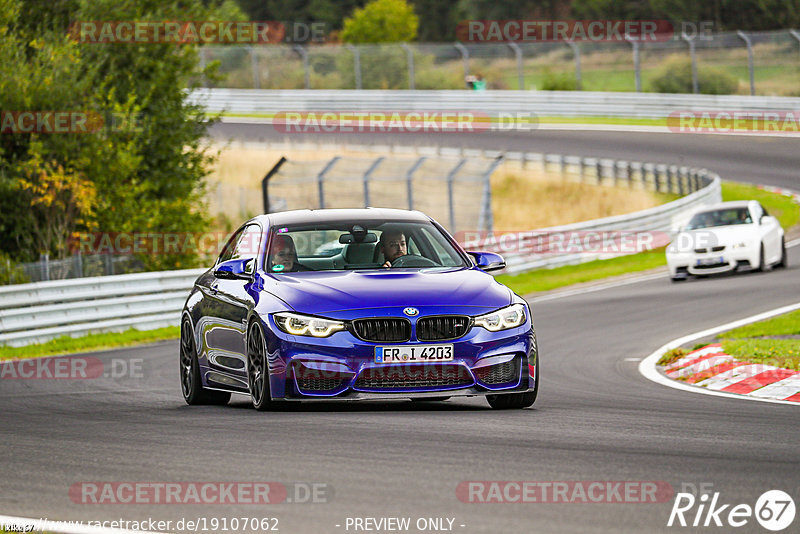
left=649, top=55, right=739, bottom=95
left=539, top=68, right=578, bottom=91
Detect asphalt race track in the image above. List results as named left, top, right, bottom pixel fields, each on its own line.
left=1, top=127, right=799, bottom=534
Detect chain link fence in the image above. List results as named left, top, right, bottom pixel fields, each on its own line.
left=199, top=29, right=800, bottom=96
left=263, top=154, right=502, bottom=234
left=3, top=253, right=145, bottom=284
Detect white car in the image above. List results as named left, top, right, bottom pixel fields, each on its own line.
left=666, top=200, right=787, bottom=281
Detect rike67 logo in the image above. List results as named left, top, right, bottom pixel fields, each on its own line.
left=668, top=489, right=795, bottom=531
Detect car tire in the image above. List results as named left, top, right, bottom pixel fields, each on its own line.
left=247, top=321, right=273, bottom=411
left=777, top=238, right=788, bottom=269
left=486, top=358, right=538, bottom=410
left=180, top=318, right=230, bottom=406
left=757, top=242, right=768, bottom=272
left=670, top=276, right=686, bottom=283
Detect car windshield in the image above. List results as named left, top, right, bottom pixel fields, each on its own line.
left=685, top=208, right=752, bottom=230
left=264, top=220, right=469, bottom=273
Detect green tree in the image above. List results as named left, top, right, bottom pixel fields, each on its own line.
left=0, top=0, right=240, bottom=270
left=341, top=0, right=419, bottom=43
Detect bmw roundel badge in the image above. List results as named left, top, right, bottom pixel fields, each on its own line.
left=403, top=307, right=419, bottom=316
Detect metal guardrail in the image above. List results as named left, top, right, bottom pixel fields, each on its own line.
left=0, top=269, right=204, bottom=347
left=190, top=88, right=800, bottom=119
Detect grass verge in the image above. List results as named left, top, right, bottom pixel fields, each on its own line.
left=0, top=327, right=179, bottom=361
left=497, top=248, right=666, bottom=295
left=659, top=310, right=800, bottom=371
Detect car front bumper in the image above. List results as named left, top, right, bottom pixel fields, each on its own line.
left=264, top=317, right=537, bottom=400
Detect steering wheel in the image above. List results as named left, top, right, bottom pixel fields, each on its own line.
left=390, top=254, right=438, bottom=268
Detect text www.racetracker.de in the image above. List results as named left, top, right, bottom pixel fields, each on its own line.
left=0, top=516, right=280, bottom=533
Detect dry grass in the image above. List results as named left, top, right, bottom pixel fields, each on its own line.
left=205, top=144, right=666, bottom=230
left=490, top=165, right=663, bottom=229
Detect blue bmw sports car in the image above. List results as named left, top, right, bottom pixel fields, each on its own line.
left=180, top=208, right=538, bottom=410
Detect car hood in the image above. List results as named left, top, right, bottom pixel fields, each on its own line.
left=262, top=268, right=512, bottom=314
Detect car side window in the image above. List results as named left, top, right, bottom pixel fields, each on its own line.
left=232, top=224, right=263, bottom=260
left=216, top=226, right=245, bottom=265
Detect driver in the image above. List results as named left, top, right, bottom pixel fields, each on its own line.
left=380, top=230, right=407, bottom=268
left=269, top=234, right=306, bottom=272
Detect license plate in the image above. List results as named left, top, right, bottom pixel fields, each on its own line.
left=375, top=344, right=454, bottom=363
left=697, top=257, right=724, bottom=266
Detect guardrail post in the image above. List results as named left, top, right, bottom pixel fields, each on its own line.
left=641, top=163, right=649, bottom=190
left=346, top=45, right=362, bottom=89
left=317, top=156, right=340, bottom=209
left=405, top=156, right=426, bottom=210
left=681, top=32, right=699, bottom=94
left=39, top=253, right=49, bottom=281
left=678, top=168, right=686, bottom=196
left=507, top=42, right=524, bottom=90
left=559, top=154, right=566, bottom=178
left=579, top=157, right=586, bottom=181
left=654, top=166, right=662, bottom=193
left=479, top=156, right=504, bottom=232
left=627, top=162, right=634, bottom=188
left=566, top=41, right=582, bottom=90
left=401, top=43, right=415, bottom=89
left=737, top=31, right=755, bottom=96
left=447, top=158, right=467, bottom=231
left=250, top=46, right=260, bottom=89
left=293, top=45, right=310, bottom=89
left=454, top=42, right=470, bottom=81
left=73, top=250, right=83, bottom=278
left=104, top=252, right=113, bottom=276
left=626, top=36, right=642, bottom=92
left=262, top=156, right=287, bottom=213
left=363, top=156, right=384, bottom=207
left=666, top=166, right=675, bottom=194
left=595, top=160, right=602, bottom=185
left=791, top=30, right=800, bottom=54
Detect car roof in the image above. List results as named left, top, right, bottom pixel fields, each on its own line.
left=255, top=208, right=432, bottom=227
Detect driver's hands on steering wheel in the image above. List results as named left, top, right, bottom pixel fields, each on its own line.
left=382, top=259, right=395, bottom=268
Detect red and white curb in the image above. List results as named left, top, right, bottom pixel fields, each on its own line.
left=639, top=302, right=800, bottom=405
left=663, top=343, right=800, bottom=403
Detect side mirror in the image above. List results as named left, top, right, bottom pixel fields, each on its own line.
left=214, top=258, right=253, bottom=280
left=467, top=251, right=506, bottom=272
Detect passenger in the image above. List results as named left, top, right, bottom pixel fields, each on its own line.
left=380, top=230, right=407, bottom=268
left=268, top=234, right=306, bottom=272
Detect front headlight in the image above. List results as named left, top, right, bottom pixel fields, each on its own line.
left=731, top=242, right=748, bottom=249
left=473, top=303, right=527, bottom=332
left=273, top=312, right=345, bottom=337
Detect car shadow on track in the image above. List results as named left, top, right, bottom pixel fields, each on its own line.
left=221, top=398, right=494, bottom=412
